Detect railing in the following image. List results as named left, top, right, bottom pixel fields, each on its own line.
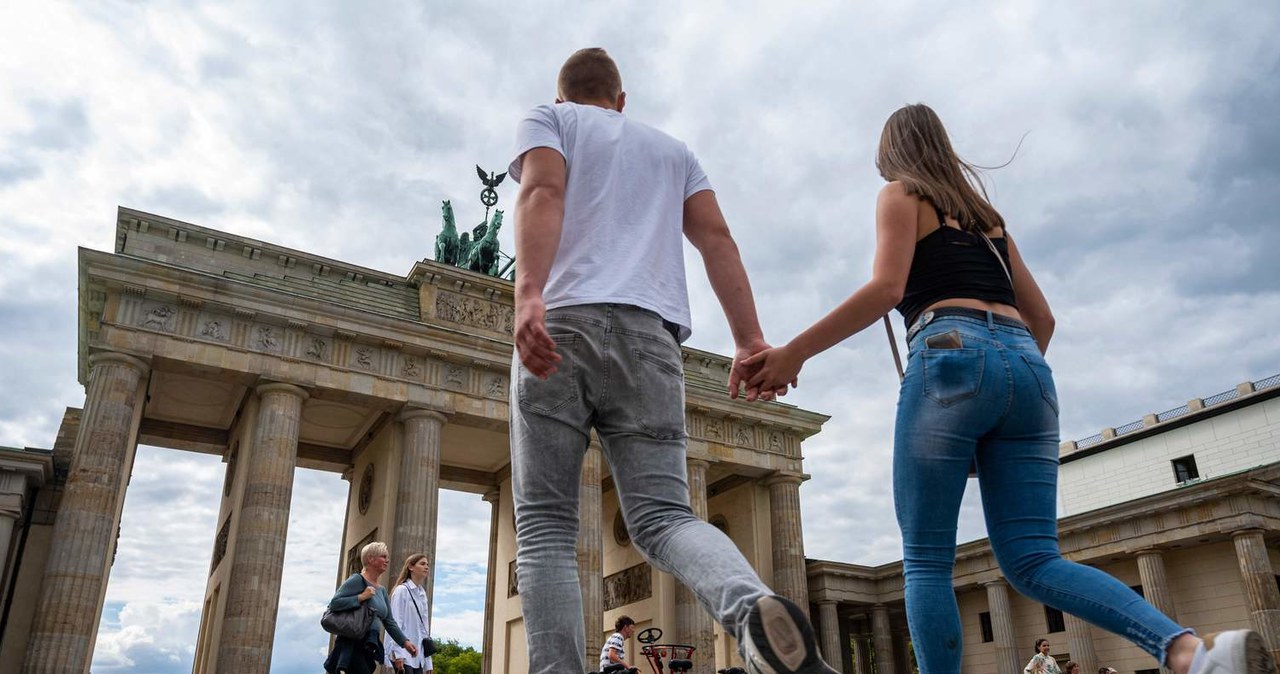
left=1066, top=373, right=1280, bottom=448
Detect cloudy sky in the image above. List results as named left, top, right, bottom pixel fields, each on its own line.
left=2, top=1, right=1278, bottom=672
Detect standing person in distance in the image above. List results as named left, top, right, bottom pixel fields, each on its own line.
left=324, top=542, right=418, bottom=674
left=742, top=103, right=1276, bottom=674
left=509, top=47, right=836, bottom=674
left=385, top=554, right=434, bottom=674
left=599, top=616, right=637, bottom=673
left=1024, top=638, right=1061, bottom=674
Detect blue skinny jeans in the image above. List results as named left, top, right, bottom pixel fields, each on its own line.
left=893, top=310, right=1188, bottom=673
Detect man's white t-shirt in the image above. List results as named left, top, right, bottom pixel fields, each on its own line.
left=599, top=631, right=627, bottom=670
left=509, top=102, right=712, bottom=342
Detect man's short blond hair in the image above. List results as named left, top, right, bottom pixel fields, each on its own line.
left=361, top=541, right=389, bottom=566
left=557, top=48, right=622, bottom=103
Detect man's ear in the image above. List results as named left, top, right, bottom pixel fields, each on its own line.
left=616, top=91, right=626, bottom=112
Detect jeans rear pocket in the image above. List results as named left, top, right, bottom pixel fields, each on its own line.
left=516, top=333, right=579, bottom=416
left=1018, top=352, right=1059, bottom=416
left=633, top=348, right=688, bottom=439
left=922, top=348, right=985, bottom=406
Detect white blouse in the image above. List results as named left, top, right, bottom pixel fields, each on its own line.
left=384, top=581, right=433, bottom=669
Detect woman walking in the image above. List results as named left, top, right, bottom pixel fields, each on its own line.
left=385, top=554, right=434, bottom=674
left=324, top=541, right=418, bottom=674
left=743, top=104, right=1274, bottom=674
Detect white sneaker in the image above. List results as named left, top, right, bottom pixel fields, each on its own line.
left=1188, top=630, right=1276, bottom=674
left=739, top=595, right=838, bottom=674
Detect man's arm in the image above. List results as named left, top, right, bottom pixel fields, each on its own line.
left=513, top=147, right=567, bottom=379
left=682, top=190, right=777, bottom=401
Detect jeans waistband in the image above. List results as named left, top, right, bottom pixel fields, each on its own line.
left=906, top=307, right=1028, bottom=343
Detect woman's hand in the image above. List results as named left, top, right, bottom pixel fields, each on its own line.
left=404, top=641, right=419, bottom=657
left=357, top=586, right=375, bottom=602
left=742, top=344, right=805, bottom=393
left=393, top=657, right=405, bottom=672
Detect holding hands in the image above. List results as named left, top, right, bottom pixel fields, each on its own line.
left=740, top=343, right=805, bottom=396
left=730, top=338, right=798, bottom=402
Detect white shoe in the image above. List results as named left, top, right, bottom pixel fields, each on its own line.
left=1188, top=630, right=1276, bottom=674
left=739, top=595, right=838, bottom=674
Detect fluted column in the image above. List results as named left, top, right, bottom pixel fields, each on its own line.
left=853, top=630, right=871, bottom=674
left=216, top=382, right=307, bottom=672
left=481, top=490, right=500, bottom=674
left=677, top=458, right=716, bottom=673
left=893, top=628, right=911, bottom=674
left=818, top=601, right=845, bottom=673
left=1136, top=549, right=1178, bottom=621
left=392, top=407, right=446, bottom=605
left=766, top=474, right=808, bottom=613
left=578, top=445, right=604, bottom=664
left=1232, top=530, right=1280, bottom=663
left=986, top=580, right=1020, bottom=674
left=1064, top=612, right=1097, bottom=674
left=0, top=473, right=23, bottom=589
left=871, top=604, right=895, bottom=674
left=24, top=352, right=149, bottom=674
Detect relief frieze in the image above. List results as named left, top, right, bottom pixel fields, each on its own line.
left=434, top=290, right=514, bottom=334
left=138, top=303, right=176, bottom=332
left=603, top=563, right=652, bottom=611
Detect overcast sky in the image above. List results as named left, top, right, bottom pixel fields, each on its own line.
left=2, top=2, right=1278, bottom=673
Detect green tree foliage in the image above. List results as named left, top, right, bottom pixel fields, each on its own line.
left=429, top=638, right=483, bottom=674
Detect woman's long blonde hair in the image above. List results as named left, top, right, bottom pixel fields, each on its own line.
left=876, top=103, right=1006, bottom=233
left=394, top=553, right=429, bottom=588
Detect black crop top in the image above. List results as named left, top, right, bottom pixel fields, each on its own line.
left=895, top=207, right=1017, bottom=328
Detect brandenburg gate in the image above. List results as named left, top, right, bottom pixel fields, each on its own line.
left=1, top=207, right=828, bottom=673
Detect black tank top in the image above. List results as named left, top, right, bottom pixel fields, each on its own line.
left=895, top=206, right=1017, bottom=328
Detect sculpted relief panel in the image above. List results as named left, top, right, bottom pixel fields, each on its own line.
left=434, top=290, right=513, bottom=334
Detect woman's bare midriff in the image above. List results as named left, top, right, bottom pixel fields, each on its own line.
left=921, top=297, right=1023, bottom=323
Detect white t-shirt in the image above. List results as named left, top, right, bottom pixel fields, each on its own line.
left=509, top=102, right=712, bottom=342
left=599, top=631, right=627, bottom=670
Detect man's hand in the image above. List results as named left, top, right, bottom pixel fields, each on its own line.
left=741, top=343, right=805, bottom=395
left=514, top=294, right=561, bottom=378
left=730, top=339, right=793, bottom=402
left=357, top=586, right=375, bottom=602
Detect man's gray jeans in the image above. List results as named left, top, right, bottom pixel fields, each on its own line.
left=511, top=304, right=771, bottom=674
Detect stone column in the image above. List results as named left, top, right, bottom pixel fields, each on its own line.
left=578, top=445, right=604, bottom=664
left=1063, top=612, right=1097, bottom=674
left=23, top=353, right=148, bottom=674
left=986, top=580, right=1021, bottom=674
left=1232, top=530, right=1280, bottom=663
left=481, top=490, right=500, bottom=674
left=838, top=614, right=854, bottom=674
left=853, top=630, right=872, bottom=674
left=391, top=407, right=446, bottom=606
left=216, top=382, right=307, bottom=672
left=871, top=604, right=895, bottom=674
left=894, top=628, right=912, bottom=674
left=766, top=474, right=809, bottom=613
left=817, top=600, right=845, bottom=673
left=677, top=458, right=716, bottom=673
left=0, top=473, right=23, bottom=584
left=1136, top=548, right=1178, bottom=621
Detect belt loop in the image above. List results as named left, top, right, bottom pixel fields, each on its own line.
left=986, top=310, right=995, bottom=332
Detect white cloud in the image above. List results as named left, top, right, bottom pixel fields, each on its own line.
left=4, top=1, right=1280, bottom=670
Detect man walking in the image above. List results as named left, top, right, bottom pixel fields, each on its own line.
left=508, top=47, right=836, bottom=674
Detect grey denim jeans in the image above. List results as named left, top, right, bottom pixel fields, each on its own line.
left=511, top=303, right=771, bottom=674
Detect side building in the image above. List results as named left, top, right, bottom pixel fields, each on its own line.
left=806, top=374, right=1280, bottom=674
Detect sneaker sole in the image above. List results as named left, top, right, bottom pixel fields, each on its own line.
left=744, top=596, right=824, bottom=674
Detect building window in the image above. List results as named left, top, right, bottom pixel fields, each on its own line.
left=979, top=612, right=994, bottom=643
left=1044, top=606, right=1065, bottom=633
left=1131, top=584, right=1145, bottom=598
left=1172, top=455, right=1200, bottom=483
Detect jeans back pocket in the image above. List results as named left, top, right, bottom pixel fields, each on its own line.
left=632, top=348, right=688, bottom=439
left=922, top=348, right=985, bottom=406
left=1018, top=352, right=1059, bottom=416
left=516, top=333, right=580, bottom=416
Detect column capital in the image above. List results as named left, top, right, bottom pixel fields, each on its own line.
left=1230, top=528, right=1267, bottom=541
left=984, top=578, right=1010, bottom=588
left=1134, top=547, right=1165, bottom=557
left=88, top=351, right=150, bottom=375
left=686, top=457, right=711, bottom=471
left=817, top=599, right=838, bottom=606
left=483, top=489, right=500, bottom=504
left=764, top=472, right=805, bottom=487
left=255, top=381, right=309, bottom=401
left=398, top=406, right=449, bottom=424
